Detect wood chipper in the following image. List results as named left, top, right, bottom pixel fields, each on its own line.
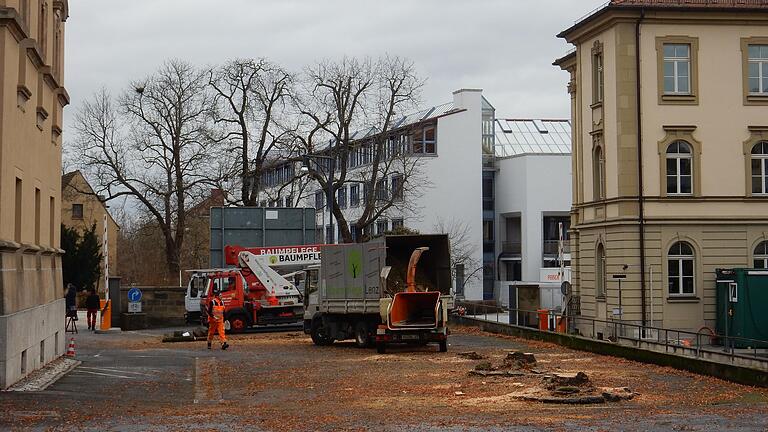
left=302, top=235, right=453, bottom=353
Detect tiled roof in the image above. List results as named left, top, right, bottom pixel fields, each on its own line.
left=61, top=171, right=79, bottom=188
left=610, top=0, right=768, bottom=7
left=494, top=119, right=571, bottom=158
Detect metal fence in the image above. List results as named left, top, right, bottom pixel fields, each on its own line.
left=459, top=302, right=768, bottom=366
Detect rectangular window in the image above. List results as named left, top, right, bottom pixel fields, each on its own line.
left=482, top=220, right=494, bottom=242
left=376, top=219, right=388, bottom=236
left=391, top=218, right=404, bottom=231
left=350, top=184, right=360, bottom=207
left=376, top=178, right=388, bottom=201
left=748, top=44, right=768, bottom=95
left=15, top=178, right=22, bottom=243
left=314, top=190, right=324, bottom=210
left=34, top=188, right=40, bottom=244
left=411, top=125, right=436, bottom=155
left=285, top=194, right=293, bottom=208
left=71, top=203, right=83, bottom=219
left=350, top=224, right=358, bottom=242
left=49, top=197, right=55, bottom=246
left=663, top=44, right=691, bottom=94
left=424, top=127, right=436, bottom=154
left=593, top=51, right=604, bottom=103
left=391, top=175, right=403, bottom=202
left=337, top=186, right=347, bottom=209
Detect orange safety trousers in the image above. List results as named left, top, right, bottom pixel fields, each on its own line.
left=207, top=318, right=226, bottom=342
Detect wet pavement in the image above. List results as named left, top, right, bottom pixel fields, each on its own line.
left=0, top=325, right=767, bottom=431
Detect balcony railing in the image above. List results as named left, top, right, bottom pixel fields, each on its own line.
left=501, top=241, right=521, bottom=255
left=543, top=240, right=571, bottom=255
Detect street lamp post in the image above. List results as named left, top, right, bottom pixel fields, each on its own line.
left=301, top=154, right=336, bottom=244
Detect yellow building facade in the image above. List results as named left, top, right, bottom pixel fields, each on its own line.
left=556, top=1, right=768, bottom=336
left=61, top=171, right=119, bottom=287
left=0, top=0, right=69, bottom=387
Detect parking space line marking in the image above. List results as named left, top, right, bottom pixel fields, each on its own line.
left=193, top=357, right=223, bottom=404
left=78, top=367, right=153, bottom=377
left=193, top=357, right=202, bottom=403
left=74, top=370, right=134, bottom=379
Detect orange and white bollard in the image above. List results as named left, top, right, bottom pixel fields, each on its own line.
left=66, top=337, right=76, bottom=357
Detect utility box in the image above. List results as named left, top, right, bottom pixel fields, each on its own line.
left=209, top=207, right=316, bottom=267
left=715, top=268, right=768, bottom=348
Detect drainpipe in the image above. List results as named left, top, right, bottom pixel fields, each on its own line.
left=636, top=10, right=647, bottom=328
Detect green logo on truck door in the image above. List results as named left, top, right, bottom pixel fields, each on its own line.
left=348, top=250, right=362, bottom=278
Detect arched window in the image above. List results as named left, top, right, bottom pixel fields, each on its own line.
left=668, top=241, right=695, bottom=296
left=754, top=241, right=768, bottom=268
left=666, top=141, right=692, bottom=195
left=751, top=141, right=768, bottom=195
left=593, top=146, right=605, bottom=200
left=596, top=243, right=606, bottom=298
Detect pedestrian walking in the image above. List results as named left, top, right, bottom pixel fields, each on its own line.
left=207, top=288, right=229, bottom=350
left=85, top=289, right=100, bottom=331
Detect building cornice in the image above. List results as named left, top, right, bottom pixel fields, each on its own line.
left=41, top=66, right=60, bottom=91
left=56, top=87, right=71, bottom=107
left=0, top=7, right=28, bottom=42
left=553, top=50, right=577, bottom=70
left=559, top=7, right=768, bottom=43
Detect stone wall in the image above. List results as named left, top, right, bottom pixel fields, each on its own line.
left=118, top=286, right=185, bottom=328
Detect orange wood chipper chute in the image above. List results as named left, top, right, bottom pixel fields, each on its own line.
left=387, top=247, right=442, bottom=329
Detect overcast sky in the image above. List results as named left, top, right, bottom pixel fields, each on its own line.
left=63, top=0, right=605, bottom=131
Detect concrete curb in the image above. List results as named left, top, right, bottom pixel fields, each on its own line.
left=3, top=358, right=81, bottom=392
left=94, top=328, right=122, bottom=334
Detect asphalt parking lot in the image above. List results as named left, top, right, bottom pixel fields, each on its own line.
left=1, top=325, right=767, bottom=431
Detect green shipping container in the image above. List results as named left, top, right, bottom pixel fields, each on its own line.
left=715, top=268, right=768, bottom=348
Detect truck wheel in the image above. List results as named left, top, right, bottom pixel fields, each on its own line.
left=228, top=315, right=247, bottom=334
left=376, top=343, right=386, bottom=354
left=354, top=322, right=371, bottom=348
left=438, top=340, right=448, bottom=353
left=311, top=320, right=333, bottom=346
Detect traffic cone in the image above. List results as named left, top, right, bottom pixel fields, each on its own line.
left=66, top=337, right=76, bottom=357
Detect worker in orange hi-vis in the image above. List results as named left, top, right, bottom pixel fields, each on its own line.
left=207, top=288, right=230, bottom=351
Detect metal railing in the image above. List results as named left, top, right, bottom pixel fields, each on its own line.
left=501, top=241, right=522, bottom=255
left=542, top=240, right=570, bottom=255
left=458, top=302, right=768, bottom=366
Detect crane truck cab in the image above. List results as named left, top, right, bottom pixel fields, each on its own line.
left=199, top=251, right=307, bottom=333
left=184, top=269, right=228, bottom=324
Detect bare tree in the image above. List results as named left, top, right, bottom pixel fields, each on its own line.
left=298, top=56, right=427, bottom=243
left=209, top=58, right=298, bottom=205
left=433, top=217, right=481, bottom=289
left=73, top=60, right=219, bottom=280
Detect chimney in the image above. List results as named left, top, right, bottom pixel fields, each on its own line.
left=452, top=88, right=483, bottom=110
left=210, top=188, right=225, bottom=206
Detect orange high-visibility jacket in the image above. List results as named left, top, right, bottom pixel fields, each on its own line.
left=209, top=297, right=225, bottom=322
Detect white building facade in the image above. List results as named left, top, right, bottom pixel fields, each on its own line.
left=258, top=90, right=572, bottom=303
left=494, top=120, right=573, bottom=311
